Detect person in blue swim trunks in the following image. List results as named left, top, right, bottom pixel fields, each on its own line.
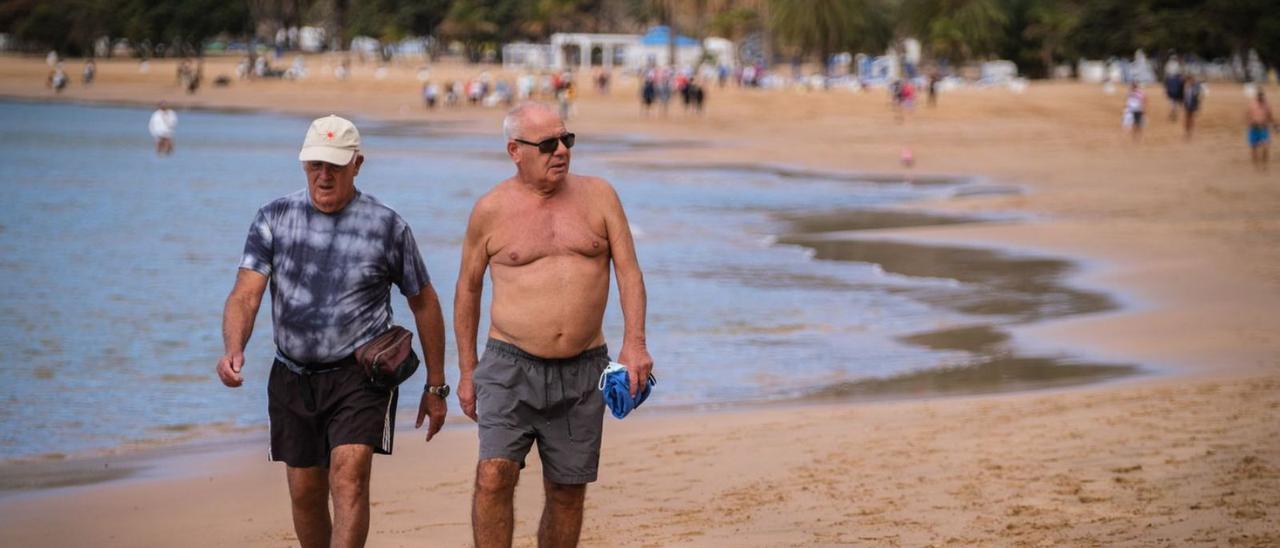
left=1246, top=90, right=1277, bottom=171
left=455, top=102, right=654, bottom=548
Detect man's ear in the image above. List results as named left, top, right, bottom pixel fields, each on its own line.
left=352, top=154, right=365, bottom=175
left=507, top=141, right=520, bottom=162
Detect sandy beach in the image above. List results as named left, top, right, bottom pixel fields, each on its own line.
left=1, top=54, right=1278, bottom=546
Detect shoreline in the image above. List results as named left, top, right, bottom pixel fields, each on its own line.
left=2, top=54, right=1277, bottom=545
left=0, top=169, right=1143, bottom=483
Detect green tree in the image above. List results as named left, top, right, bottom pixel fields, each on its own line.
left=348, top=0, right=452, bottom=47
left=248, top=0, right=314, bottom=48
left=1, top=0, right=117, bottom=55
left=439, top=0, right=527, bottom=61
left=768, top=0, right=891, bottom=69
left=522, top=0, right=609, bottom=37
left=902, top=0, right=1008, bottom=62
left=708, top=6, right=761, bottom=41
left=1022, top=0, right=1081, bottom=76
left=118, top=0, right=250, bottom=56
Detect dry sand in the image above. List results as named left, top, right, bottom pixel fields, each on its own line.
left=1, top=54, right=1278, bottom=546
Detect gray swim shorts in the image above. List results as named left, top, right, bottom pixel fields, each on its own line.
left=475, top=339, right=609, bottom=484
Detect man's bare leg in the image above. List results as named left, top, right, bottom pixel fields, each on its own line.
left=473, top=458, right=520, bottom=548
left=538, top=479, right=587, bottom=548
left=329, top=444, right=374, bottom=548
left=286, top=466, right=331, bottom=548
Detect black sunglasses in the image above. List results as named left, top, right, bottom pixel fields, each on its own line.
left=513, top=133, right=575, bottom=154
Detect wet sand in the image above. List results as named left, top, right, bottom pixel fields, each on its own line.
left=1, top=54, right=1279, bottom=545
left=774, top=208, right=1138, bottom=401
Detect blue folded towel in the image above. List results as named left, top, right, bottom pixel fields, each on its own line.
left=598, top=362, right=657, bottom=419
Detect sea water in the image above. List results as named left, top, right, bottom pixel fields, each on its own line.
left=0, top=101, right=1099, bottom=461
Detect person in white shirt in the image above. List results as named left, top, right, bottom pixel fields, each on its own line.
left=1122, top=83, right=1147, bottom=143
left=148, top=102, right=178, bottom=156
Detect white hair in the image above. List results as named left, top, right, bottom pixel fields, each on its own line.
left=502, top=102, right=557, bottom=141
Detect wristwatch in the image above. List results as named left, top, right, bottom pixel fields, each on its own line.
left=426, top=384, right=451, bottom=398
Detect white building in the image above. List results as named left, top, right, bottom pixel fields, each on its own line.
left=502, top=26, right=733, bottom=72
left=549, top=32, right=635, bottom=70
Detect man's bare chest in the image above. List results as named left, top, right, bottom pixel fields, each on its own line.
left=488, top=207, right=608, bottom=267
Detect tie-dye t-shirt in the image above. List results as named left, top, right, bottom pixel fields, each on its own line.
left=239, top=189, right=429, bottom=364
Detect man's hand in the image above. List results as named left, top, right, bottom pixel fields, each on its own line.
left=415, top=388, right=448, bottom=442
left=458, top=375, right=477, bottom=422
left=216, top=352, right=245, bottom=387
left=617, top=345, right=654, bottom=398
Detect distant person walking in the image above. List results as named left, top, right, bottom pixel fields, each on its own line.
left=82, top=59, right=96, bottom=87
left=148, top=102, right=177, bottom=156
left=1123, top=83, right=1147, bottom=142
left=1164, top=70, right=1184, bottom=121
left=216, top=115, right=448, bottom=548
left=47, top=63, right=67, bottom=93
left=640, top=70, right=656, bottom=116
left=891, top=80, right=915, bottom=123
left=1182, top=75, right=1203, bottom=140
left=557, top=80, right=575, bottom=121
left=657, top=68, right=673, bottom=116
left=1246, top=90, right=1278, bottom=171
left=423, top=82, right=439, bottom=109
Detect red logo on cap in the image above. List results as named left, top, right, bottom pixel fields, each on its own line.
left=326, top=131, right=335, bottom=139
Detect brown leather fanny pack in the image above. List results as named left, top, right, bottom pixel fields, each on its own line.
left=354, top=325, right=420, bottom=390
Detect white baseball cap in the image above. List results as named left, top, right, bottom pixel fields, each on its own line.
left=299, top=115, right=360, bottom=165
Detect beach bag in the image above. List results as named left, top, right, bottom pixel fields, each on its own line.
left=354, top=326, right=419, bottom=390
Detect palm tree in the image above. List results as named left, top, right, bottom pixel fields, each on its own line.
left=901, top=0, right=1007, bottom=63
left=1023, top=0, right=1080, bottom=76
left=768, top=0, right=890, bottom=71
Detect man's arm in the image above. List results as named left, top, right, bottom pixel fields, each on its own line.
left=600, top=180, right=653, bottom=397
left=217, top=269, right=268, bottom=387
left=454, top=198, right=494, bottom=421
left=410, top=281, right=448, bottom=442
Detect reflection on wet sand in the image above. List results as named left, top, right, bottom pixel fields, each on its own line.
left=776, top=209, right=986, bottom=234
left=783, top=237, right=1116, bottom=321
left=0, top=456, right=138, bottom=491
left=810, top=354, right=1136, bottom=400
left=623, top=161, right=966, bottom=186
left=775, top=209, right=1139, bottom=400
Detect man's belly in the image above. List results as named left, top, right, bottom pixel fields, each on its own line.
left=488, top=259, right=610, bottom=358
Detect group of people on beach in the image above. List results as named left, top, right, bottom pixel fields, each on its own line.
left=421, top=71, right=582, bottom=120
left=1119, top=72, right=1277, bottom=170
left=215, top=102, right=652, bottom=548
left=640, top=66, right=707, bottom=116
left=44, top=51, right=93, bottom=93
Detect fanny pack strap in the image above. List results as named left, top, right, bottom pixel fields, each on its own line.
left=276, top=349, right=350, bottom=375
left=275, top=350, right=309, bottom=375
left=276, top=349, right=349, bottom=413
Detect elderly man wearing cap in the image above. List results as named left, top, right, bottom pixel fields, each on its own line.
left=216, top=115, right=448, bottom=548
left=455, top=102, right=653, bottom=547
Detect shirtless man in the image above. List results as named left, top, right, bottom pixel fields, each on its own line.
left=1246, top=90, right=1278, bottom=171
left=455, top=102, right=653, bottom=548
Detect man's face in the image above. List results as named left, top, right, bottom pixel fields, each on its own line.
left=508, top=111, right=571, bottom=186
left=303, top=154, right=362, bottom=213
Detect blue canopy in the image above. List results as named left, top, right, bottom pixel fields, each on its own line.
left=640, top=26, right=698, bottom=47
